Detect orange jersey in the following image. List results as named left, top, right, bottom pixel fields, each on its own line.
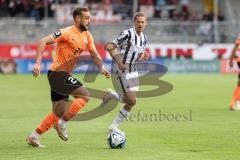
left=49, top=25, right=95, bottom=73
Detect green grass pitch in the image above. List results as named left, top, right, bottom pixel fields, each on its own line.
left=0, top=73, right=240, bottom=160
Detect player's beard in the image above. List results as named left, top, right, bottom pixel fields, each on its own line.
left=79, top=23, right=87, bottom=31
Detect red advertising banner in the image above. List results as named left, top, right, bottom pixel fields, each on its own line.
left=0, top=44, right=54, bottom=59
left=0, top=43, right=237, bottom=60
left=0, top=43, right=107, bottom=59
left=146, top=44, right=236, bottom=60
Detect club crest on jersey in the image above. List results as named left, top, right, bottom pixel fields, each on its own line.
left=53, top=31, right=62, bottom=39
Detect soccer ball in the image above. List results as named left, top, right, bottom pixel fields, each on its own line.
left=107, top=132, right=126, bottom=149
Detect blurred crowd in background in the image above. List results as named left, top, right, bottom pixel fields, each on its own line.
left=0, top=0, right=224, bottom=21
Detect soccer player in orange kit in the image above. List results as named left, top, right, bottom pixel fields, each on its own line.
left=26, top=7, right=110, bottom=147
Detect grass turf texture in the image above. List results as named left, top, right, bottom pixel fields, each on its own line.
left=0, top=74, right=239, bottom=160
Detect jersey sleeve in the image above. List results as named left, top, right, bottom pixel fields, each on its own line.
left=112, top=30, right=129, bottom=48
left=51, top=29, right=66, bottom=42
left=87, top=32, right=96, bottom=51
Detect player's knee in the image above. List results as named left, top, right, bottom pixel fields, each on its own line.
left=82, top=90, right=90, bottom=102
left=127, top=98, right=136, bottom=106
left=83, top=96, right=90, bottom=102
left=52, top=101, right=68, bottom=117
left=74, top=89, right=90, bottom=102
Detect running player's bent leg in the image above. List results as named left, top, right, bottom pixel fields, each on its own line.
left=27, top=100, right=67, bottom=145
left=26, top=92, right=69, bottom=146
left=71, top=85, right=90, bottom=102
left=55, top=86, right=89, bottom=141
left=108, top=71, right=139, bottom=132
left=30, top=97, right=66, bottom=136
left=35, top=112, right=59, bottom=134
left=109, top=91, right=136, bottom=132
left=61, top=98, right=87, bottom=121
left=58, top=86, right=89, bottom=123
left=26, top=111, right=59, bottom=147
left=52, top=100, right=69, bottom=118
left=62, top=86, right=89, bottom=120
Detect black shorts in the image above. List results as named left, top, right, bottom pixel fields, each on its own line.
left=47, top=70, right=83, bottom=101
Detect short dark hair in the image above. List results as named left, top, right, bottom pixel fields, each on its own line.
left=73, top=7, right=89, bottom=18
left=133, top=12, right=145, bottom=21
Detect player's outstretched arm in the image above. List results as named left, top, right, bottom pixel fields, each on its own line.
left=32, top=35, right=55, bottom=77
left=104, top=42, right=126, bottom=71
left=89, top=47, right=110, bottom=78
left=229, top=43, right=239, bottom=68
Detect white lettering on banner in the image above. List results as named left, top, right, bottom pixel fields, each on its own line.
left=193, top=44, right=233, bottom=60
left=10, top=47, right=20, bottom=57
left=146, top=44, right=195, bottom=59
left=145, top=44, right=235, bottom=60
left=20, top=45, right=37, bottom=57
left=9, top=45, right=52, bottom=58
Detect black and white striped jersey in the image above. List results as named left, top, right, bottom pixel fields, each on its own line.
left=112, top=27, right=147, bottom=73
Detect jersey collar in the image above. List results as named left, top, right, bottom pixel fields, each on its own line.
left=133, top=27, right=143, bottom=37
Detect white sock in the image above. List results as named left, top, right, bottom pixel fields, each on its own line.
left=31, top=130, right=40, bottom=139
left=109, top=107, right=129, bottom=130
left=59, top=118, right=66, bottom=128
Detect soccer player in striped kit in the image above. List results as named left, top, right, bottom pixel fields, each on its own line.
left=103, top=12, right=149, bottom=133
